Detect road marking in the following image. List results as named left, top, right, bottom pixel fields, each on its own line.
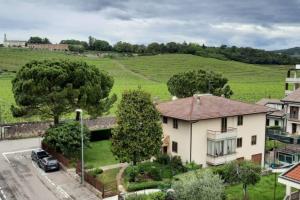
left=31, top=161, right=73, bottom=199
left=0, top=186, right=7, bottom=200
left=2, top=148, right=37, bottom=164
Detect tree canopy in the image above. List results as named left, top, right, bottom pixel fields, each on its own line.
left=172, top=170, right=225, bottom=200
left=111, top=89, right=163, bottom=165
left=167, top=69, right=233, bottom=98
left=43, top=121, right=90, bottom=158
left=28, top=36, right=51, bottom=44
left=11, top=59, right=116, bottom=124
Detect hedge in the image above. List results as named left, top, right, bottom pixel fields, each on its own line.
left=127, top=181, right=171, bottom=192
left=90, top=129, right=112, bottom=141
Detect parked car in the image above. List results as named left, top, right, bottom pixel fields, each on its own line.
left=31, top=149, right=49, bottom=162
left=38, top=157, right=60, bottom=172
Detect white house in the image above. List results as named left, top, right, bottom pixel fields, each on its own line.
left=157, top=94, right=268, bottom=167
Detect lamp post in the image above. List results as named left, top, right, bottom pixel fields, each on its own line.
left=75, top=109, right=84, bottom=185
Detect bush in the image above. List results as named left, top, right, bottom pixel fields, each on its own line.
left=85, top=163, right=94, bottom=169
left=149, top=167, right=162, bottom=181
left=185, top=161, right=201, bottom=171
left=127, top=181, right=165, bottom=192
left=156, top=154, right=171, bottom=165
left=126, top=166, right=139, bottom=182
left=148, top=192, right=166, bottom=200
left=90, top=168, right=103, bottom=177
left=170, top=156, right=186, bottom=173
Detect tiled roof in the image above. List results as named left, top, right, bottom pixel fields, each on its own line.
left=269, top=110, right=285, bottom=117
left=282, top=88, right=300, bottom=103
left=256, top=98, right=283, bottom=105
left=156, top=95, right=268, bottom=121
left=281, top=163, right=300, bottom=183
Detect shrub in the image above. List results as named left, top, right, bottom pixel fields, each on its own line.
left=185, top=161, right=201, bottom=171
left=127, top=181, right=164, bottom=192
left=170, top=156, right=187, bottom=173
left=85, top=163, right=94, bottom=169
left=90, top=168, right=103, bottom=177
left=148, top=192, right=166, bottom=200
left=149, top=167, right=162, bottom=181
left=156, top=154, right=171, bottom=165
left=126, top=166, right=139, bottom=182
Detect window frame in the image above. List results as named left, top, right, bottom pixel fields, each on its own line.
left=163, top=116, right=168, bottom=124
left=173, top=119, right=178, bottom=129
left=172, top=141, right=178, bottom=153
left=237, top=137, right=242, bottom=148
left=251, top=135, right=257, bottom=145
left=221, top=117, right=227, bottom=133
left=237, top=115, right=243, bottom=126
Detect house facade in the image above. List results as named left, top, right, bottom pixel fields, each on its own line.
left=157, top=94, right=268, bottom=167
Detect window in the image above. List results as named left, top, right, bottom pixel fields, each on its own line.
left=172, top=141, right=178, bottom=153
left=292, top=123, right=297, bottom=134
left=207, top=139, right=236, bottom=157
left=163, top=116, right=168, bottom=124
left=221, top=117, right=227, bottom=132
left=266, top=119, right=270, bottom=126
left=237, top=137, right=242, bottom=148
left=237, top=115, right=243, bottom=126
left=290, top=106, right=299, bottom=119
left=173, top=119, right=178, bottom=129
left=275, top=120, right=279, bottom=126
left=251, top=135, right=257, bottom=145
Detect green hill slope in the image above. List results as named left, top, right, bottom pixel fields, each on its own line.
left=0, top=48, right=288, bottom=122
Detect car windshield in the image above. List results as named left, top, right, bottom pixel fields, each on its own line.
left=37, top=151, right=48, bottom=158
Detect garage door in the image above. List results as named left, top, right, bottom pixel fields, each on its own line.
left=251, top=153, right=262, bottom=165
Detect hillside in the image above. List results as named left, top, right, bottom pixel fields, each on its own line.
left=272, top=47, right=300, bottom=58
left=0, top=48, right=289, bottom=122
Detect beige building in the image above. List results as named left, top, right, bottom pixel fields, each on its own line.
left=27, top=44, right=69, bottom=51
left=3, top=34, right=26, bottom=47
left=157, top=94, right=268, bottom=167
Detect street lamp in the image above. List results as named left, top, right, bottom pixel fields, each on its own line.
left=75, top=109, right=84, bottom=185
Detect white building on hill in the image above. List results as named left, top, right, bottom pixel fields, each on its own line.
left=3, top=34, right=26, bottom=47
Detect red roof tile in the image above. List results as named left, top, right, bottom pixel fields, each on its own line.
left=156, top=95, right=268, bottom=121
left=283, top=164, right=300, bottom=182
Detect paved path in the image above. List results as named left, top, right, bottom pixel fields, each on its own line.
left=100, top=163, right=128, bottom=171
left=0, top=138, right=100, bottom=200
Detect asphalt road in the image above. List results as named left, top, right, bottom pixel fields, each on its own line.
left=0, top=138, right=100, bottom=200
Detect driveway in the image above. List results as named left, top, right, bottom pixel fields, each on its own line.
left=0, top=138, right=100, bottom=200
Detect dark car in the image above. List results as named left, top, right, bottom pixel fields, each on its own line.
left=31, top=149, right=49, bottom=162
left=38, top=157, right=60, bottom=172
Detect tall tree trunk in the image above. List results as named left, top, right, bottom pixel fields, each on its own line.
left=54, top=115, right=59, bottom=125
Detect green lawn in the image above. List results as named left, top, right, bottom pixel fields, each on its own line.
left=0, top=48, right=290, bottom=122
left=84, top=140, right=119, bottom=168
left=226, top=174, right=286, bottom=200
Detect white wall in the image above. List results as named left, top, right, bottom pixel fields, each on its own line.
left=286, top=104, right=300, bottom=135
left=161, top=113, right=266, bottom=167
left=267, top=117, right=284, bottom=127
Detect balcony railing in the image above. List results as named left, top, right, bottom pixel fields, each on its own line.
left=207, top=127, right=237, bottom=140
left=206, top=152, right=236, bottom=165
left=266, top=128, right=298, bottom=144
left=286, top=77, right=300, bottom=83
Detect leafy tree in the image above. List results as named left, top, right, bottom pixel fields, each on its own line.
left=215, top=161, right=261, bottom=200
left=113, top=41, right=133, bottom=53
left=111, top=89, right=163, bottom=165
left=43, top=121, right=90, bottom=158
left=167, top=69, right=233, bottom=98
left=68, top=44, right=85, bottom=53
left=146, top=42, right=161, bottom=54
left=172, top=170, right=225, bottom=200
left=11, top=59, right=116, bottom=124
left=94, top=40, right=112, bottom=51
left=28, top=36, right=51, bottom=44
left=60, top=39, right=88, bottom=49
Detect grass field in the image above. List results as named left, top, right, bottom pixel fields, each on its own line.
left=0, top=47, right=289, bottom=122
left=84, top=140, right=119, bottom=168
left=226, top=174, right=285, bottom=200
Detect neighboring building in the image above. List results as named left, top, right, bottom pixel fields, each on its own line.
left=157, top=94, right=268, bottom=167
left=3, top=34, right=26, bottom=47
left=256, top=98, right=285, bottom=128
left=27, top=44, right=69, bottom=51
left=278, top=162, right=300, bottom=199
left=285, top=65, right=300, bottom=96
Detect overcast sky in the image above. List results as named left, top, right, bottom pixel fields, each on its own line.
left=0, top=0, right=300, bottom=50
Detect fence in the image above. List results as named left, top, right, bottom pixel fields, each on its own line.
left=76, top=162, right=118, bottom=198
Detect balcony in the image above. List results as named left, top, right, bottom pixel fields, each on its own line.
left=207, top=127, right=237, bottom=140
left=206, top=153, right=236, bottom=165
left=286, top=77, right=300, bottom=83
left=287, top=113, right=300, bottom=123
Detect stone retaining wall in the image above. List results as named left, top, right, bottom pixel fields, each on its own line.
left=0, top=117, right=116, bottom=139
